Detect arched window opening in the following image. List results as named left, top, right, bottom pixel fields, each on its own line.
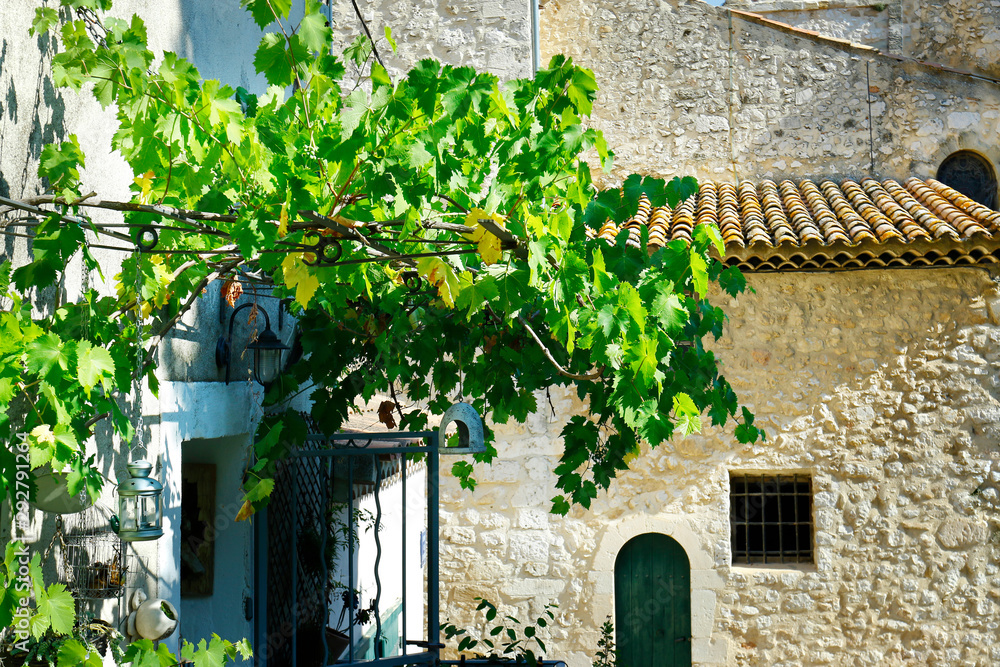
left=937, top=151, right=998, bottom=210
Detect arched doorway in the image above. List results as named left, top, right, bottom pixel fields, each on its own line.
left=937, top=151, right=998, bottom=210
left=614, top=533, right=691, bottom=667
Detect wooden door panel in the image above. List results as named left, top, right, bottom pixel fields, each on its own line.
left=614, top=533, right=691, bottom=667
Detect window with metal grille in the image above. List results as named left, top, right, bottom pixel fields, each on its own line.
left=730, top=474, right=813, bottom=565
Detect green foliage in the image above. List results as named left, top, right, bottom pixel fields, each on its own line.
left=7, top=0, right=763, bottom=552
left=38, top=136, right=86, bottom=201
left=31, top=583, right=75, bottom=638
left=442, top=597, right=556, bottom=665
left=0, top=543, right=75, bottom=641
left=592, top=616, right=617, bottom=667
left=2, top=619, right=123, bottom=667
left=0, top=544, right=126, bottom=667
left=176, top=635, right=253, bottom=667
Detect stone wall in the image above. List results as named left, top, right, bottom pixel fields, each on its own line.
left=539, top=0, right=1000, bottom=189
left=439, top=267, right=1000, bottom=666
left=327, top=0, right=532, bottom=81
left=724, top=0, right=1000, bottom=78
left=902, top=0, right=1000, bottom=80
left=724, top=0, right=898, bottom=51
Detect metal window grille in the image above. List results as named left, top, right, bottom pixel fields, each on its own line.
left=730, top=474, right=813, bottom=565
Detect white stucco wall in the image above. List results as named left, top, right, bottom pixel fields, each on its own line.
left=151, top=381, right=260, bottom=655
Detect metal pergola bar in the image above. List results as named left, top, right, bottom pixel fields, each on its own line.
left=439, top=661, right=569, bottom=666
left=337, top=654, right=435, bottom=666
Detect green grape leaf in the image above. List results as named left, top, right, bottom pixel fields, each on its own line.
left=241, top=0, right=291, bottom=28
left=35, top=583, right=76, bottom=636
left=77, top=341, right=116, bottom=396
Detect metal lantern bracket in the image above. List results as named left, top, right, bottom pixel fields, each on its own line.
left=216, top=302, right=290, bottom=385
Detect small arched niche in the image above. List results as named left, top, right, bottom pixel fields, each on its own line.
left=936, top=150, right=998, bottom=210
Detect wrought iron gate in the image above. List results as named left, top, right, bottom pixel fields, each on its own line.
left=255, top=428, right=442, bottom=667
left=252, top=406, right=570, bottom=667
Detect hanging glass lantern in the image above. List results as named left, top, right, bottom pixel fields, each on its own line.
left=117, top=461, right=163, bottom=541
left=246, top=325, right=289, bottom=386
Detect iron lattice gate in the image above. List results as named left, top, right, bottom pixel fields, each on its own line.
left=255, top=431, right=441, bottom=667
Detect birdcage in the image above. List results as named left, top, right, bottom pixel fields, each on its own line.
left=56, top=506, right=132, bottom=607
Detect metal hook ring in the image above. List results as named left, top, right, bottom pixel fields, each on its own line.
left=301, top=236, right=343, bottom=266
left=301, top=237, right=322, bottom=266
left=401, top=271, right=422, bottom=292
left=318, top=238, right=343, bottom=265
left=136, top=226, right=158, bottom=252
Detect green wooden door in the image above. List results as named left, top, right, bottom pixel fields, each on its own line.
left=614, top=533, right=691, bottom=667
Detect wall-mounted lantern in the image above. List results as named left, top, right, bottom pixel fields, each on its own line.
left=216, top=303, right=289, bottom=386
left=116, top=461, right=164, bottom=542
left=439, top=402, right=485, bottom=455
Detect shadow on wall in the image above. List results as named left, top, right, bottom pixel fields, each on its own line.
left=0, top=29, right=67, bottom=256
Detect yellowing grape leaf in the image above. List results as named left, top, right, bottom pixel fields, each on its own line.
left=235, top=499, right=253, bottom=522
left=151, top=259, right=174, bottom=308
left=464, top=208, right=505, bottom=266
left=134, top=170, right=154, bottom=204
left=281, top=253, right=319, bottom=308
left=277, top=202, right=289, bottom=237
left=416, top=257, right=460, bottom=308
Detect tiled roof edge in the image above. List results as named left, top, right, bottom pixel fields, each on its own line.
left=721, top=236, right=1000, bottom=272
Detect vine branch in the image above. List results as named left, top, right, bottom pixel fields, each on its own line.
left=517, top=315, right=604, bottom=382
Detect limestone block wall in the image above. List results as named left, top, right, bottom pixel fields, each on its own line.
left=902, top=0, right=1000, bottom=80
left=539, top=0, right=1000, bottom=188
left=439, top=267, right=1000, bottom=667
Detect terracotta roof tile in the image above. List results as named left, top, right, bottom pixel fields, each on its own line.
left=760, top=180, right=798, bottom=246
left=925, top=179, right=1000, bottom=230
left=778, top=180, right=824, bottom=244
left=737, top=181, right=772, bottom=247
left=588, top=176, right=1000, bottom=271
left=670, top=195, right=696, bottom=245
left=717, top=182, right=744, bottom=247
